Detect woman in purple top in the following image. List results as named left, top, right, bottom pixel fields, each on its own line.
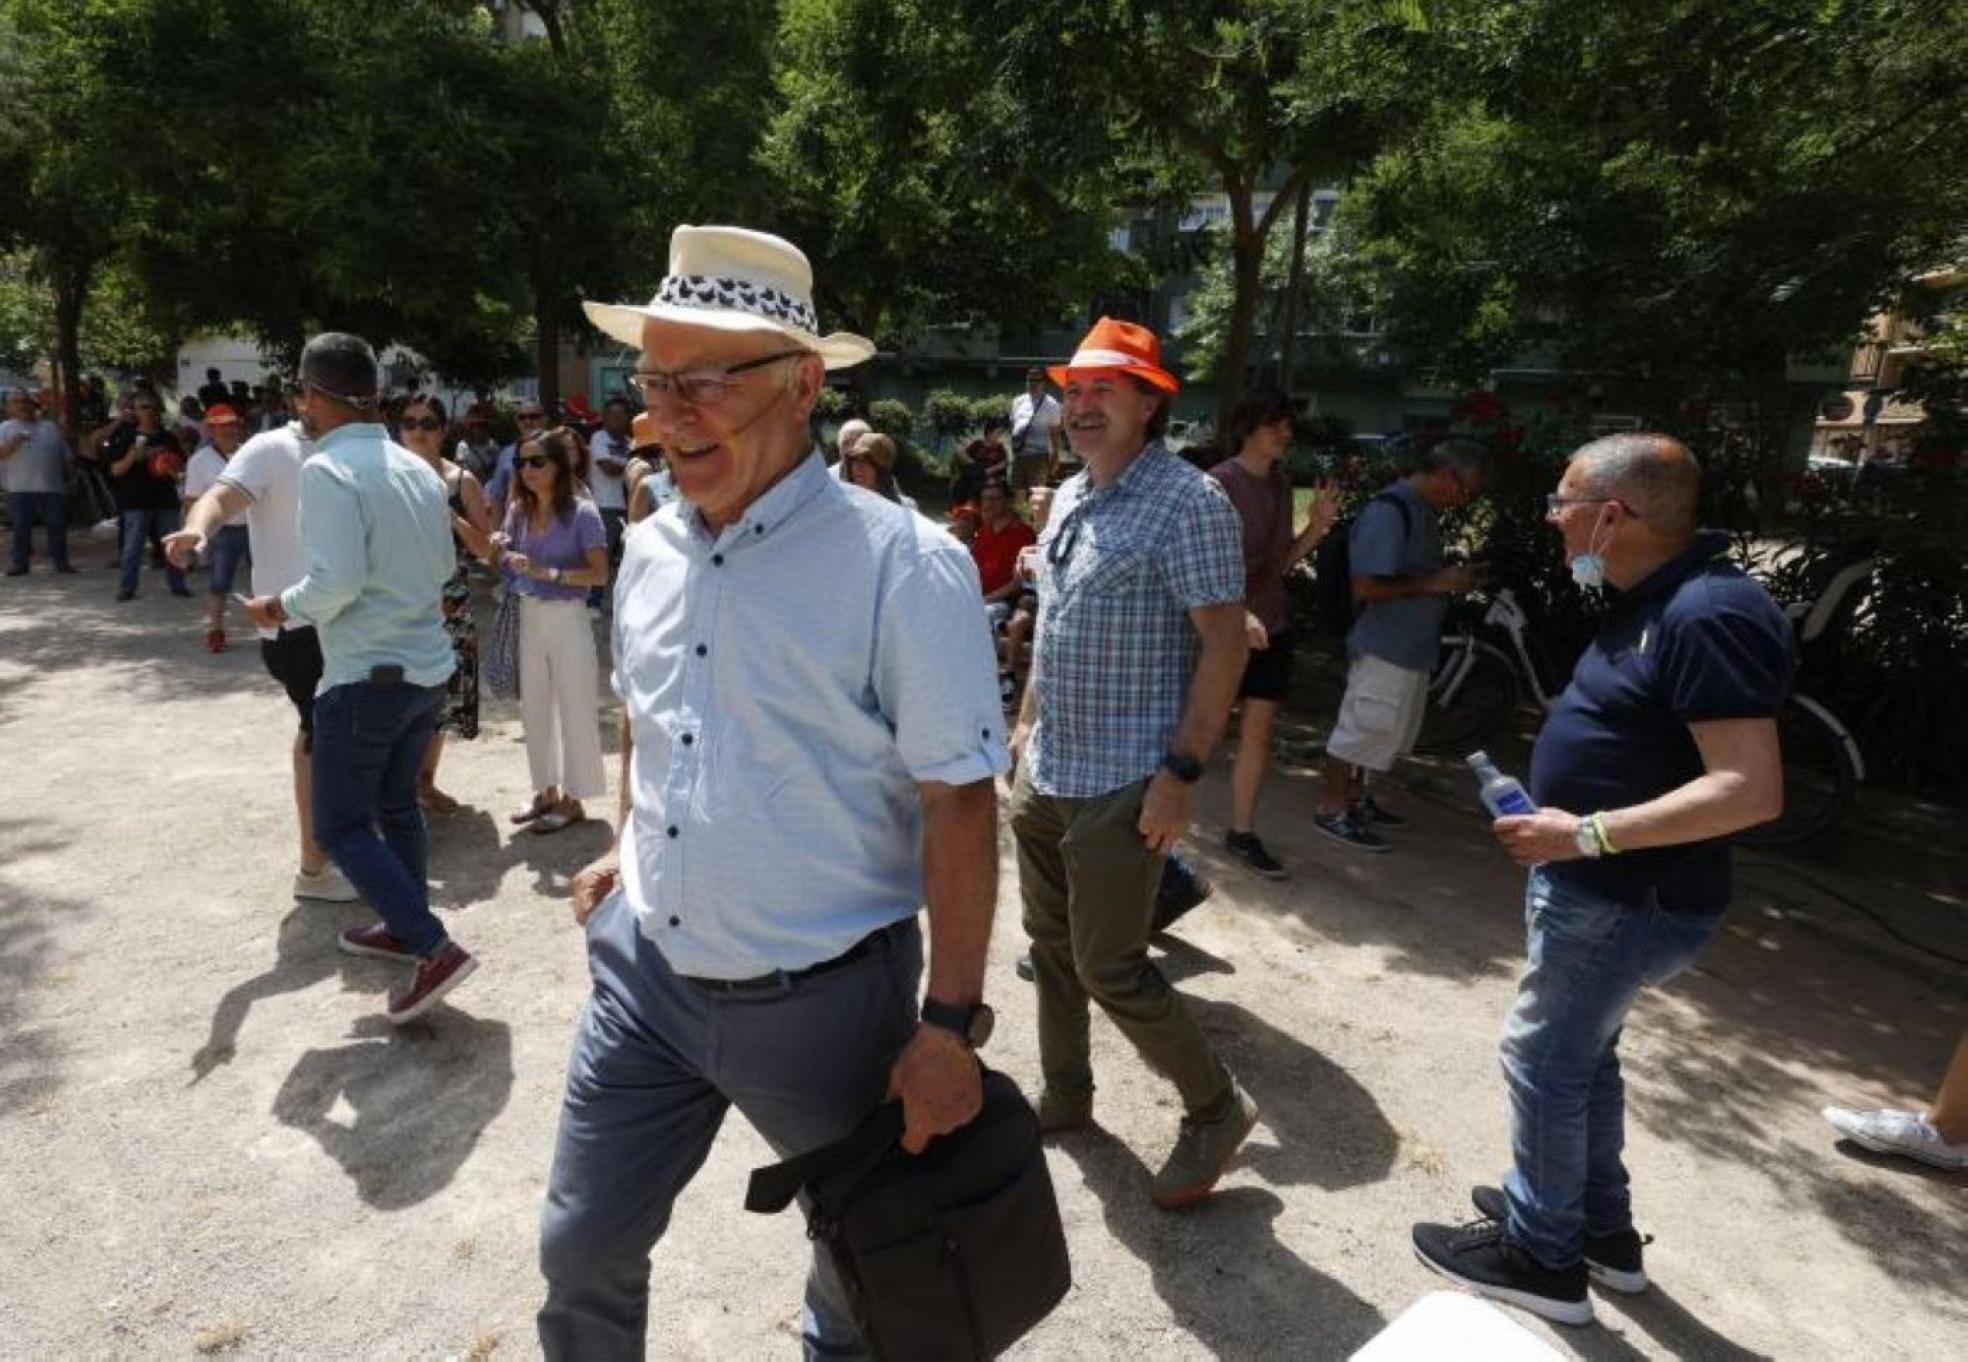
left=459, top=427, right=609, bottom=834
left=1206, top=389, right=1339, bottom=880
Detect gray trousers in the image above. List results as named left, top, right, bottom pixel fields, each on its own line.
left=538, top=892, right=922, bottom=1359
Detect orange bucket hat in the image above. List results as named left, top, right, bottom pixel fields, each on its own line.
left=1046, top=316, right=1179, bottom=393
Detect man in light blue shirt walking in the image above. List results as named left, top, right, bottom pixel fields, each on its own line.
left=244, top=332, right=475, bottom=1025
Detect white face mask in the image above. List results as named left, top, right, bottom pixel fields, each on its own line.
left=1568, top=506, right=1613, bottom=590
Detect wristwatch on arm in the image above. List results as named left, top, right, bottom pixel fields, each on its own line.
left=919, top=998, right=995, bottom=1048
left=1159, top=750, right=1204, bottom=784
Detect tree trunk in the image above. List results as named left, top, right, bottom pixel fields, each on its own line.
left=1217, top=181, right=1261, bottom=439
left=53, top=261, right=90, bottom=435
left=1277, top=182, right=1313, bottom=399
left=534, top=294, right=561, bottom=413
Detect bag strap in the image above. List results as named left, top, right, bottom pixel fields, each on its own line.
left=745, top=1100, right=906, bottom=1215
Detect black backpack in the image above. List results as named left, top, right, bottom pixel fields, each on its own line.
left=1312, top=490, right=1413, bottom=637
left=745, top=1066, right=1072, bottom=1360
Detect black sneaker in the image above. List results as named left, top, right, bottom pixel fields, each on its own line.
left=1412, top=1219, right=1593, bottom=1326
left=1224, top=830, right=1288, bottom=880
left=1312, top=810, right=1390, bottom=853
left=1151, top=858, right=1214, bottom=933
left=1354, top=795, right=1407, bottom=827
left=1471, top=1185, right=1650, bottom=1294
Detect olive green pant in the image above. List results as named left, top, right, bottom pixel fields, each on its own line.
left=1011, top=768, right=1230, bottom=1114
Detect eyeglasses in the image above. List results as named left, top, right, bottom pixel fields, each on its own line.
left=627, top=349, right=806, bottom=406
left=517, top=454, right=554, bottom=469
left=1045, top=504, right=1088, bottom=570
left=399, top=416, right=443, bottom=432
left=1545, top=494, right=1638, bottom=518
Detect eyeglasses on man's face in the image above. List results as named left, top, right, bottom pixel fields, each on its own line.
left=399, top=415, right=443, bottom=432
left=1545, top=494, right=1637, bottom=519
left=627, top=349, right=805, bottom=407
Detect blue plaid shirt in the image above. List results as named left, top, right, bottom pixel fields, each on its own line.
left=1026, top=442, right=1245, bottom=797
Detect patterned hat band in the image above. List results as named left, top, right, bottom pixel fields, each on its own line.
left=654, top=273, right=819, bottom=335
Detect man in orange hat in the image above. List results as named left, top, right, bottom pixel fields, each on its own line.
left=1009, top=315, right=1259, bottom=1208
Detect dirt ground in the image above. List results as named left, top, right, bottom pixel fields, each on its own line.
left=2, top=546, right=1964, bottom=1360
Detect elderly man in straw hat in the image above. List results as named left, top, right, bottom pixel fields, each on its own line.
left=1010, top=317, right=1258, bottom=1209
left=538, top=226, right=1008, bottom=1358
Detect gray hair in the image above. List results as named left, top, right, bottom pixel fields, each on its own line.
left=1569, top=433, right=1701, bottom=532
left=299, top=332, right=380, bottom=403
left=1418, top=437, right=1491, bottom=485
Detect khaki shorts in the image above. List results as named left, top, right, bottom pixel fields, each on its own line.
left=1326, top=653, right=1429, bottom=773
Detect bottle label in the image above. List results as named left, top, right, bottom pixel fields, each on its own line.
left=1495, top=789, right=1535, bottom=816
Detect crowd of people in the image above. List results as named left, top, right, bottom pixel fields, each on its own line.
left=5, top=218, right=1953, bottom=1356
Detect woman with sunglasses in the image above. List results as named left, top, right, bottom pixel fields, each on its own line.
left=457, top=427, right=608, bottom=834
left=397, top=394, right=494, bottom=812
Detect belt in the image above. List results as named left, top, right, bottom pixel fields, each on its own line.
left=680, top=918, right=909, bottom=995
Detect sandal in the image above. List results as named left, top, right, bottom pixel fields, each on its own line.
left=530, top=808, right=586, bottom=835
left=510, top=797, right=551, bottom=825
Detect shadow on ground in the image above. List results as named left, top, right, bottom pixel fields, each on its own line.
left=0, top=817, right=84, bottom=1118
left=272, top=1008, right=513, bottom=1210
left=1057, top=1136, right=1386, bottom=1358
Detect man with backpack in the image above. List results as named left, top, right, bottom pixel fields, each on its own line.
left=1314, top=438, right=1488, bottom=851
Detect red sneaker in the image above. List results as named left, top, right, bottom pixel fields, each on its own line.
left=387, top=942, right=477, bottom=1024
left=205, top=628, right=226, bottom=653
left=339, top=923, right=417, bottom=962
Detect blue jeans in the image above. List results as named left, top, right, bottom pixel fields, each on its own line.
left=206, top=523, right=251, bottom=596
left=118, top=507, right=186, bottom=595
left=1500, top=868, right=1721, bottom=1269
left=8, top=491, right=70, bottom=570
left=538, top=892, right=921, bottom=1360
left=311, top=680, right=449, bottom=957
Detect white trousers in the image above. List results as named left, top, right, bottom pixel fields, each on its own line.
left=518, top=595, right=606, bottom=800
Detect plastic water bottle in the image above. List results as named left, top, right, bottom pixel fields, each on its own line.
left=1467, top=751, right=1537, bottom=817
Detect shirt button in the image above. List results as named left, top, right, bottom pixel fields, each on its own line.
left=666, top=825, right=679, bottom=838
left=754, top=524, right=765, bottom=535
left=711, top=553, right=724, bottom=566
left=680, top=733, right=694, bottom=746
left=668, top=916, right=680, bottom=928
left=694, top=644, right=707, bottom=657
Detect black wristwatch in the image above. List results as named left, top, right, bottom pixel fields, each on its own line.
left=1159, top=750, right=1204, bottom=784
left=920, top=998, right=994, bottom=1049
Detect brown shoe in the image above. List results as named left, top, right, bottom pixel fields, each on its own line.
left=387, top=943, right=477, bottom=1024
left=1152, top=1079, right=1258, bottom=1210
left=339, top=923, right=417, bottom=962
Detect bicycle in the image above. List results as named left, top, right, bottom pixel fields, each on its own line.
left=1418, top=576, right=1866, bottom=846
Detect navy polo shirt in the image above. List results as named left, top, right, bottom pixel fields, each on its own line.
left=1530, top=532, right=1796, bottom=912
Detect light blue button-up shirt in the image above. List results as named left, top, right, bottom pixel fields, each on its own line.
left=279, top=422, right=456, bottom=694
left=612, top=452, right=1009, bottom=980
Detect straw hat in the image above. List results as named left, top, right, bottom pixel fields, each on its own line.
left=583, top=225, right=874, bottom=370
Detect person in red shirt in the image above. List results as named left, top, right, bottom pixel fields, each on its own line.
left=969, top=477, right=1034, bottom=627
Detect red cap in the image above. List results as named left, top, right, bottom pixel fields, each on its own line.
left=205, top=403, right=243, bottom=425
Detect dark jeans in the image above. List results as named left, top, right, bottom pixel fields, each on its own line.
left=589, top=508, right=626, bottom=608
left=206, top=523, right=251, bottom=596
left=7, top=492, right=70, bottom=570
left=1500, top=868, right=1721, bottom=1268
left=118, top=507, right=186, bottom=595
left=311, top=680, right=449, bottom=957
left=538, top=892, right=920, bottom=1360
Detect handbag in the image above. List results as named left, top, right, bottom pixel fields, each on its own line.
left=745, top=1066, right=1071, bottom=1361
left=485, top=586, right=522, bottom=700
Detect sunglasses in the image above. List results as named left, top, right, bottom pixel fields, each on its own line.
left=517, top=454, right=555, bottom=469
left=627, top=349, right=805, bottom=406
left=399, top=415, right=443, bottom=432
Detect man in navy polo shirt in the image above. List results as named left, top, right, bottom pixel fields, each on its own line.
left=1413, top=433, right=1795, bottom=1326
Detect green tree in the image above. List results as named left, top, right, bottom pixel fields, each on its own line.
left=962, top=0, right=1437, bottom=431
left=758, top=0, right=1127, bottom=348
left=1343, top=0, right=1968, bottom=465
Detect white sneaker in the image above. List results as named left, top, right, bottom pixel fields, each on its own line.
left=1822, top=1105, right=1968, bottom=1171
left=294, top=864, right=361, bottom=903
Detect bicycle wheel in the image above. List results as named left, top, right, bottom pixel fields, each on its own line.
left=1416, top=640, right=1520, bottom=755
left=1740, top=693, right=1858, bottom=846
